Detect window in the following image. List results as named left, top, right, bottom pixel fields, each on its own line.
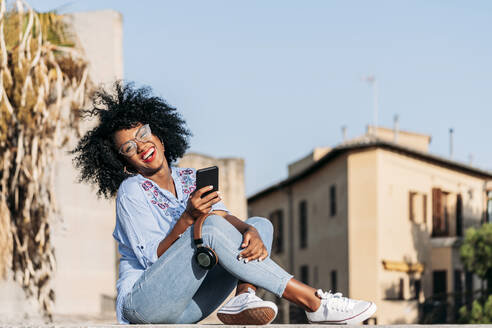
left=443, top=192, right=449, bottom=229
left=331, top=270, right=337, bottom=291
left=330, top=185, right=336, bottom=217
left=269, top=209, right=284, bottom=254
left=487, top=191, right=492, bottom=223
left=300, top=265, right=309, bottom=284
left=456, top=195, right=463, bottom=237
left=299, top=200, right=307, bottom=249
left=454, top=270, right=463, bottom=318
left=398, top=278, right=404, bottom=300
left=432, top=188, right=450, bottom=237
left=410, top=279, right=422, bottom=300
left=433, top=270, right=447, bottom=301
left=409, top=192, right=416, bottom=221
left=465, top=271, right=473, bottom=306
left=423, top=194, right=427, bottom=223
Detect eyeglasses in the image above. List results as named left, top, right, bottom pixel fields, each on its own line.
left=118, top=124, right=152, bottom=157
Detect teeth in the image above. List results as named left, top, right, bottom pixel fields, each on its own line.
left=143, top=147, right=155, bottom=160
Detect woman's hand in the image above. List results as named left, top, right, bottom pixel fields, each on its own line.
left=239, top=226, right=268, bottom=262
left=185, top=186, right=221, bottom=220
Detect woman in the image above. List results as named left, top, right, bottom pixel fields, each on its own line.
left=72, top=82, right=377, bottom=324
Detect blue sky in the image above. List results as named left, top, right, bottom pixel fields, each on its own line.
left=28, top=1, right=492, bottom=195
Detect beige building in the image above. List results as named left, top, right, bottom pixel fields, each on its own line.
left=248, top=126, right=492, bottom=324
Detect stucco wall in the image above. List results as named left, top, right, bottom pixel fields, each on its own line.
left=290, top=155, right=349, bottom=294
left=376, top=148, right=484, bottom=303
left=248, top=155, right=349, bottom=323
left=52, top=10, right=124, bottom=318
left=347, top=150, right=379, bottom=303
left=246, top=187, right=291, bottom=323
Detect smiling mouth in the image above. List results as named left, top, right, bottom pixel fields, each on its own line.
left=142, top=146, right=156, bottom=162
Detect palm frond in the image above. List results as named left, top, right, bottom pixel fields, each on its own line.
left=0, top=0, right=92, bottom=321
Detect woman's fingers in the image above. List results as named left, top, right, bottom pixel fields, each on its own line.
left=259, top=249, right=269, bottom=261
left=198, top=195, right=221, bottom=212
left=195, top=191, right=220, bottom=208
left=190, top=189, right=222, bottom=215
left=241, top=248, right=263, bottom=262
left=241, top=232, right=251, bottom=249
left=240, top=243, right=263, bottom=261
left=200, top=190, right=220, bottom=203
left=194, top=186, right=214, bottom=198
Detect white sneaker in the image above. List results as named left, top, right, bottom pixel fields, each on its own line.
left=305, top=289, right=377, bottom=324
left=217, top=288, right=278, bottom=325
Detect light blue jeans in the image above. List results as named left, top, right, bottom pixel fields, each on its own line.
left=122, top=215, right=293, bottom=324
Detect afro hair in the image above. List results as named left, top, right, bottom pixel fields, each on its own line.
left=71, top=81, right=191, bottom=199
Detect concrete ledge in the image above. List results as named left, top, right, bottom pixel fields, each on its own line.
left=0, top=325, right=487, bottom=328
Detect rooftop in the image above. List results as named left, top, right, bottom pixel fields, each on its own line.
left=249, top=133, right=492, bottom=202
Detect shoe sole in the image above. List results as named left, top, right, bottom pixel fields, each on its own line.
left=307, top=302, right=377, bottom=325
left=218, top=306, right=276, bottom=325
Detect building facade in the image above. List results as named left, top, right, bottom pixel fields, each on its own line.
left=248, top=127, right=492, bottom=324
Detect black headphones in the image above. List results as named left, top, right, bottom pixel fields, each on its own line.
left=193, top=214, right=218, bottom=270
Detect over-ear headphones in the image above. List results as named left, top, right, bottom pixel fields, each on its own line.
left=193, top=214, right=218, bottom=270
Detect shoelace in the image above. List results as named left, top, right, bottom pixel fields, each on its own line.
left=234, top=287, right=257, bottom=304
left=245, top=287, right=256, bottom=299
left=317, top=289, right=354, bottom=313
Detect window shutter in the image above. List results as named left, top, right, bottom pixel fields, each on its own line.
left=409, top=192, right=415, bottom=221
left=432, top=188, right=442, bottom=235
left=423, top=194, right=427, bottom=223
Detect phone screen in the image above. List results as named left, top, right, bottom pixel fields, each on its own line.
left=196, top=166, right=219, bottom=198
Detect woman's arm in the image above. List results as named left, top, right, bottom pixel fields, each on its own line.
left=156, top=186, right=222, bottom=259
left=156, top=210, right=194, bottom=258
left=156, top=210, right=242, bottom=259
left=212, top=211, right=268, bottom=262
left=212, top=210, right=250, bottom=233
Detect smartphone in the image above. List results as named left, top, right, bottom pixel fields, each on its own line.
left=196, top=166, right=219, bottom=198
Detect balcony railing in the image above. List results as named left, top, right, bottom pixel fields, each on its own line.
left=420, top=289, right=486, bottom=324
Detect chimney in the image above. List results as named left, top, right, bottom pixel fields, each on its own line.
left=393, top=115, right=399, bottom=143
left=449, top=128, right=454, bottom=159
left=341, top=125, right=347, bottom=142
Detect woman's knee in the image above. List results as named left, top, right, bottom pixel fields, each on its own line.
left=202, top=214, right=229, bottom=230
left=246, top=216, right=273, bottom=236
left=201, top=214, right=234, bottom=241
